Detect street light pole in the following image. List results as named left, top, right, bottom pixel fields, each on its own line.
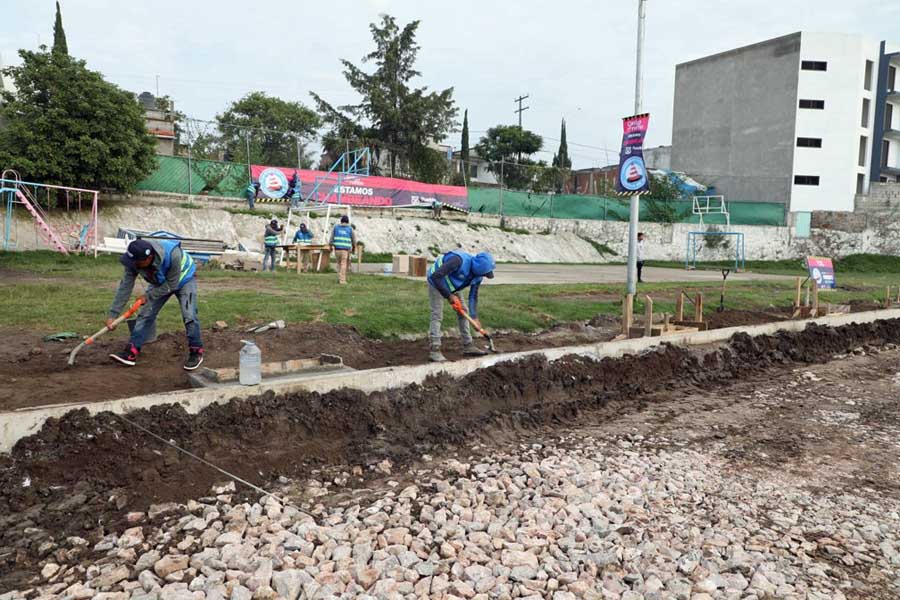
left=625, top=0, right=646, bottom=296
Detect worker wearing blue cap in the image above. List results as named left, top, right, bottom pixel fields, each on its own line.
left=106, top=239, right=204, bottom=370
left=426, top=249, right=495, bottom=362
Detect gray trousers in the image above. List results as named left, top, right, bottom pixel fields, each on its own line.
left=429, top=284, right=472, bottom=348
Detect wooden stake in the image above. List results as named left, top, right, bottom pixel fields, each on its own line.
left=886, top=286, right=892, bottom=309
left=644, top=295, right=654, bottom=337
left=805, top=282, right=810, bottom=307
left=675, top=292, right=684, bottom=322
left=694, top=293, right=704, bottom=323
left=295, top=244, right=302, bottom=274
left=812, top=282, right=819, bottom=316
left=663, top=312, right=671, bottom=331
left=793, top=277, right=802, bottom=309
left=623, top=294, right=634, bottom=335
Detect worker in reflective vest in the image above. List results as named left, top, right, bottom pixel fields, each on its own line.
left=426, top=250, right=495, bottom=362
left=263, top=219, right=283, bottom=272
left=245, top=180, right=260, bottom=210
left=106, top=239, right=204, bottom=370
left=294, top=223, right=315, bottom=272
left=329, top=215, right=357, bottom=284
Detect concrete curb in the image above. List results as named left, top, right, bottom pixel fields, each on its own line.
left=3, top=308, right=900, bottom=453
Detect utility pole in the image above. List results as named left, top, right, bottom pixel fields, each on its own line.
left=626, top=0, right=647, bottom=297
left=514, top=94, right=530, bottom=128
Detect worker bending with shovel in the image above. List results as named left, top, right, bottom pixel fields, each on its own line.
left=106, top=239, right=204, bottom=370
left=427, top=250, right=495, bottom=362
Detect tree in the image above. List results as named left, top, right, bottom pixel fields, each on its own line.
left=311, top=14, right=458, bottom=178
left=217, top=92, right=319, bottom=168
left=552, top=119, right=571, bottom=169
left=0, top=49, right=156, bottom=190
left=551, top=118, right=571, bottom=193
left=474, top=125, right=543, bottom=189
left=52, top=2, right=68, bottom=56
left=461, top=109, right=470, bottom=164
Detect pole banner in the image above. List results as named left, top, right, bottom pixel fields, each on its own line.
left=616, top=113, right=651, bottom=195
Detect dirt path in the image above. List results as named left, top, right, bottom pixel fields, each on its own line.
left=0, top=322, right=617, bottom=411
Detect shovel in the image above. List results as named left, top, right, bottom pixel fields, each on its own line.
left=452, top=303, right=499, bottom=353
left=68, top=297, right=146, bottom=366
left=245, top=319, right=286, bottom=334
left=716, top=268, right=731, bottom=313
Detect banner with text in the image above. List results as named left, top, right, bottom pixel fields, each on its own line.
left=806, top=256, right=836, bottom=289
left=615, top=113, right=651, bottom=195
left=250, top=165, right=469, bottom=211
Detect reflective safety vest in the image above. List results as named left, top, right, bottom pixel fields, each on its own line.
left=294, top=230, right=313, bottom=245
left=332, top=225, right=353, bottom=250
left=245, top=183, right=256, bottom=198
left=428, top=250, right=482, bottom=293
left=147, top=240, right=196, bottom=289
left=265, top=231, right=280, bottom=247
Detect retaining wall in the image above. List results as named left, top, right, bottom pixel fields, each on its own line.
left=7, top=190, right=900, bottom=263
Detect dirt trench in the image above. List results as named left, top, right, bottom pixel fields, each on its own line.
left=1, top=318, right=899, bottom=586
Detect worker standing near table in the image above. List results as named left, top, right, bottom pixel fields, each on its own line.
left=329, top=215, right=356, bottom=284
left=262, top=219, right=283, bottom=272
left=293, top=223, right=314, bottom=272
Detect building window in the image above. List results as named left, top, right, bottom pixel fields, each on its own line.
left=859, top=136, right=868, bottom=167
left=801, top=60, right=827, bottom=71
left=887, top=103, right=894, bottom=131
left=469, top=164, right=478, bottom=178
left=865, top=60, right=874, bottom=91
left=797, top=137, right=822, bottom=148
left=883, top=140, right=890, bottom=168
left=861, top=98, right=870, bottom=127
left=794, top=175, right=820, bottom=186
left=799, top=99, right=825, bottom=109
left=889, top=66, right=897, bottom=91
left=881, top=176, right=889, bottom=183
left=856, top=173, right=865, bottom=194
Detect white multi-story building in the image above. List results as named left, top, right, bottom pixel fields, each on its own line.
left=671, top=32, right=900, bottom=213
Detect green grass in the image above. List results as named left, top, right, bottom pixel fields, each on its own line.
left=0, top=251, right=896, bottom=338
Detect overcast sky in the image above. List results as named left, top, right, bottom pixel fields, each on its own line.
left=2, top=0, right=898, bottom=168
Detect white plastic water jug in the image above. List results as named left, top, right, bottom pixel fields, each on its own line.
left=239, top=340, right=262, bottom=385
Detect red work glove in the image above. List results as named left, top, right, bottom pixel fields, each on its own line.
left=448, top=294, right=464, bottom=314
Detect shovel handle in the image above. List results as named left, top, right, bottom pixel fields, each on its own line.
left=85, top=297, right=145, bottom=345
left=453, top=304, right=488, bottom=336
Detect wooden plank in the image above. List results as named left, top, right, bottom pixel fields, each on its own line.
left=694, top=293, right=703, bottom=323
left=886, top=286, right=892, bottom=309
left=812, top=283, right=819, bottom=316
left=644, top=295, right=653, bottom=338
left=675, top=292, right=684, bottom=321
left=672, top=320, right=709, bottom=331
left=623, top=294, right=634, bottom=335
left=793, top=277, right=802, bottom=309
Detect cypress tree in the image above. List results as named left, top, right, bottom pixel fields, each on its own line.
left=461, top=109, right=469, bottom=164
left=52, top=2, right=68, bottom=55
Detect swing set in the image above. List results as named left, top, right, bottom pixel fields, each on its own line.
left=1, top=169, right=99, bottom=256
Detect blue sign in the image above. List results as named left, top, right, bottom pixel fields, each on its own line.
left=259, top=167, right=289, bottom=199
left=618, top=156, right=649, bottom=193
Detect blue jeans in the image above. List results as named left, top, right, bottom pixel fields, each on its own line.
left=247, top=195, right=255, bottom=210
left=263, top=246, right=277, bottom=271
left=130, top=278, right=203, bottom=351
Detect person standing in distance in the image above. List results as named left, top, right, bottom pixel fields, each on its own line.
left=330, top=215, right=357, bottom=284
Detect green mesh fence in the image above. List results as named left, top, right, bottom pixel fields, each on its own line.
left=467, top=188, right=785, bottom=226
left=137, top=156, right=248, bottom=198
left=138, top=157, right=786, bottom=226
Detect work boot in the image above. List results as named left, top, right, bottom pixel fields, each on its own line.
left=462, top=343, right=489, bottom=357
left=184, top=347, right=204, bottom=371
left=110, top=343, right=139, bottom=367
left=429, top=345, right=447, bottom=362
